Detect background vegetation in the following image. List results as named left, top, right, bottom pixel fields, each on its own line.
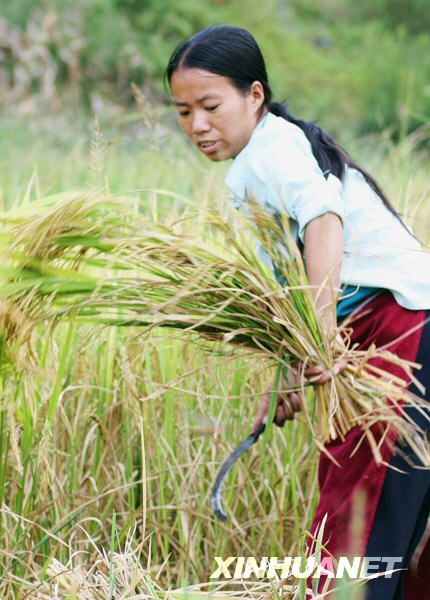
left=1, top=0, right=430, bottom=136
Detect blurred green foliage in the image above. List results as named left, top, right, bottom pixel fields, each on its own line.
left=0, top=0, right=429, bottom=137
left=290, top=0, right=430, bottom=33
left=350, top=0, right=430, bottom=34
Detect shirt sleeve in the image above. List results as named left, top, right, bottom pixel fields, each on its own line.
left=246, top=125, right=345, bottom=243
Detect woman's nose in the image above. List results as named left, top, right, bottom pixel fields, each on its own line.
left=192, top=111, right=211, bottom=134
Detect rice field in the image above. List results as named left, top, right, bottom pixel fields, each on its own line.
left=0, top=108, right=429, bottom=600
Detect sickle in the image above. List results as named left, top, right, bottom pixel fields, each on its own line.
left=211, top=422, right=266, bottom=521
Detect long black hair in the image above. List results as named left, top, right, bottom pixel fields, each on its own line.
left=166, top=25, right=404, bottom=224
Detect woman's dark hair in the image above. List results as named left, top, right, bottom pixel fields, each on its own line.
left=166, top=25, right=405, bottom=224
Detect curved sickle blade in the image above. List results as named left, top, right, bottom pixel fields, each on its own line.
left=211, top=423, right=266, bottom=521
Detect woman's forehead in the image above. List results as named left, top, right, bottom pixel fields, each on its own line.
left=171, top=68, right=234, bottom=102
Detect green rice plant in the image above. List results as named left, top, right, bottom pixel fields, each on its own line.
left=0, top=188, right=428, bottom=469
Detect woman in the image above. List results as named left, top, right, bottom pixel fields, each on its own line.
left=166, top=25, right=430, bottom=599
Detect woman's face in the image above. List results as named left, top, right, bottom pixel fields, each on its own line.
left=170, top=67, right=266, bottom=161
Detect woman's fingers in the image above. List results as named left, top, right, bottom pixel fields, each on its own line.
left=288, top=392, right=302, bottom=412
left=274, top=401, right=289, bottom=425
left=274, top=393, right=301, bottom=426
left=253, top=355, right=350, bottom=432
left=333, top=358, right=348, bottom=375
left=253, top=389, right=302, bottom=431
left=304, top=365, right=325, bottom=376
left=252, top=391, right=270, bottom=431
left=304, top=358, right=349, bottom=384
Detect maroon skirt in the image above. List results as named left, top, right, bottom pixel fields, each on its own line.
left=307, top=291, right=430, bottom=599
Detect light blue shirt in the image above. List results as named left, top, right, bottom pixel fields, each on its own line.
left=225, top=111, right=430, bottom=311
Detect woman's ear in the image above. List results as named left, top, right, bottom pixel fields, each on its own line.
left=250, top=80, right=265, bottom=112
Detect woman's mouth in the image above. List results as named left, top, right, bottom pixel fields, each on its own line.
left=197, top=140, right=220, bottom=154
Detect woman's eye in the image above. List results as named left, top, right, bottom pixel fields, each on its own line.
left=206, top=105, right=219, bottom=112
left=179, top=110, right=190, bottom=117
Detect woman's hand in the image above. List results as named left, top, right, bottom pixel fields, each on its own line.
left=252, top=356, right=349, bottom=432
left=252, top=369, right=301, bottom=432
left=305, top=334, right=349, bottom=384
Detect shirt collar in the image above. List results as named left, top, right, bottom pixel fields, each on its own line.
left=225, top=111, right=273, bottom=197
left=234, top=111, right=271, bottom=160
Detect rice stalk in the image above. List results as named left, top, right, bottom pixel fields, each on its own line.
left=20, top=523, right=374, bottom=600
left=0, top=189, right=428, bottom=466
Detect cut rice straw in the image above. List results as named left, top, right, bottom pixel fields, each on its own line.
left=0, top=189, right=429, bottom=466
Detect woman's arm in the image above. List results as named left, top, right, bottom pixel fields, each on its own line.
left=304, top=211, right=344, bottom=333
left=252, top=211, right=346, bottom=432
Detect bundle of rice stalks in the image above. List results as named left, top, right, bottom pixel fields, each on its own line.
left=0, top=189, right=428, bottom=465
